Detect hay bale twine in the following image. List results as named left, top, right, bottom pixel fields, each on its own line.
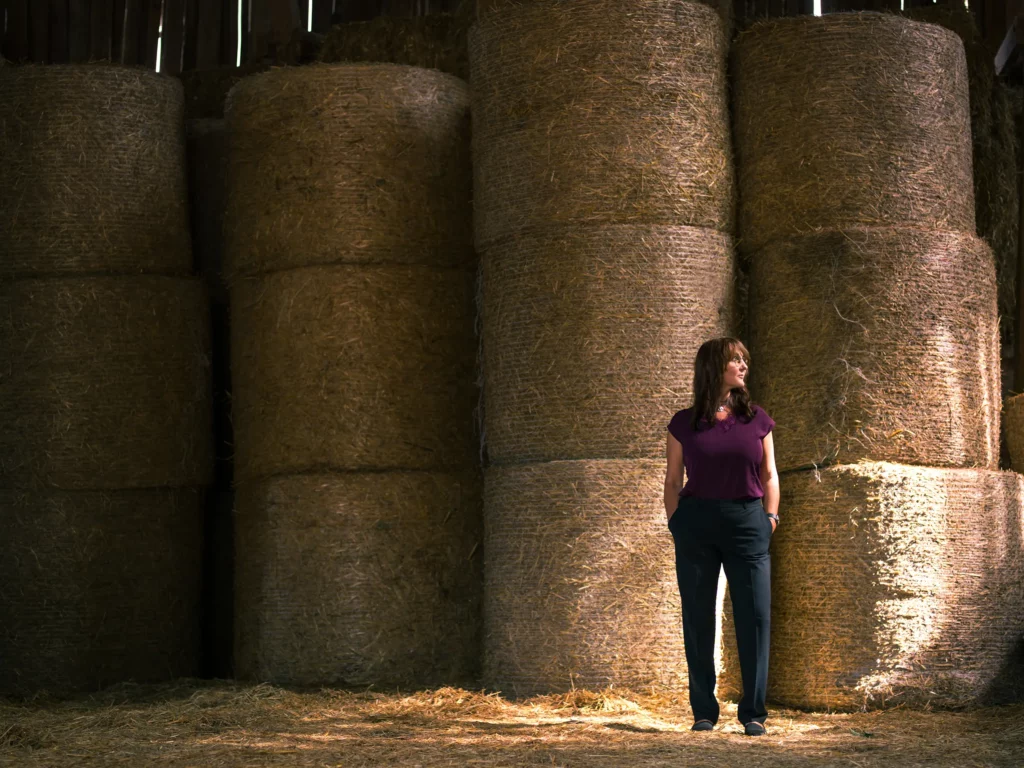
left=224, top=64, right=472, bottom=278
left=0, top=487, right=203, bottom=697
left=733, top=13, right=975, bottom=252
left=748, top=227, right=999, bottom=472
left=186, top=119, right=229, bottom=304
left=1004, top=394, right=1024, bottom=474
left=482, top=225, right=736, bottom=464
left=231, top=265, right=477, bottom=481
left=483, top=460, right=685, bottom=696
left=234, top=471, right=482, bottom=687
left=720, top=463, right=1024, bottom=710
left=0, top=64, right=191, bottom=278
left=0, top=276, right=213, bottom=489
left=469, top=0, right=733, bottom=248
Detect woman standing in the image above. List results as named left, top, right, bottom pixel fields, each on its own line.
left=665, top=337, right=779, bottom=736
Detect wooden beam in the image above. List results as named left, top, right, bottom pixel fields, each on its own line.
left=196, top=0, right=223, bottom=68
left=69, top=0, right=91, bottom=62
left=112, top=0, right=126, bottom=60
left=2, top=0, right=30, bottom=62
left=141, top=0, right=162, bottom=69
left=50, top=0, right=70, bottom=63
left=161, top=0, right=185, bottom=73
left=91, top=0, right=113, bottom=60
left=182, top=0, right=198, bottom=69
left=221, top=0, right=238, bottom=65
left=120, top=0, right=140, bottom=63
left=31, top=0, right=50, bottom=61
left=310, top=0, right=332, bottom=32
left=248, top=0, right=270, bottom=61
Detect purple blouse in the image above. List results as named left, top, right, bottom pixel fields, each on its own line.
left=667, top=406, right=775, bottom=500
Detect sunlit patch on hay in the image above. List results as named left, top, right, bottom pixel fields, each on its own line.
left=747, top=227, right=999, bottom=472
left=722, top=462, right=1024, bottom=710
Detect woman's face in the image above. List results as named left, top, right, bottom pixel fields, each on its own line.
left=723, top=350, right=748, bottom=391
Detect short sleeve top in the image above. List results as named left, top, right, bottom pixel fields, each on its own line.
left=667, top=406, right=775, bottom=500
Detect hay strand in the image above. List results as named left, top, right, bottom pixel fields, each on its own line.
left=230, top=266, right=477, bottom=481
left=733, top=12, right=975, bottom=251
left=747, top=227, right=999, bottom=472
left=0, top=487, right=203, bottom=697
left=0, top=276, right=213, bottom=489
left=224, top=64, right=473, bottom=278
left=468, top=0, right=734, bottom=248
left=483, top=460, right=685, bottom=697
left=481, top=225, right=736, bottom=464
left=234, top=471, right=482, bottom=688
left=0, top=64, right=191, bottom=278
left=721, top=463, right=1024, bottom=710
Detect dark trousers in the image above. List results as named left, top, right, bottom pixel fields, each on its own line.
left=668, top=495, right=772, bottom=725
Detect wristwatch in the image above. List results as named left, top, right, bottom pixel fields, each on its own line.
left=766, top=513, right=780, bottom=526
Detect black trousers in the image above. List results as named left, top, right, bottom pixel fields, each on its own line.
left=668, top=495, right=772, bottom=725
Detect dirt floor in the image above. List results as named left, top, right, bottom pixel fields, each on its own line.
left=1, top=680, right=1022, bottom=767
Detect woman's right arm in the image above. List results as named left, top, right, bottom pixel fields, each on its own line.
left=665, top=431, right=685, bottom=521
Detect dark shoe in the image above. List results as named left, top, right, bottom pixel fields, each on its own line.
left=691, top=719, right=714, bottom=732
left=744, top=721, right=766, bottom=736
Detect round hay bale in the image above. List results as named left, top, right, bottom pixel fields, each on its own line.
left=224, top=64, right=473, bottom=278
left=0, top=64, right=191, bottom=278
left=1004, top=393, right=1024, bottom=474
left=0, top=276, right=213, bottom=489
left=720, top=463, right=1024, bottom=710
left=0, top=487, right=203, bottom=697
left=483, top=460, right=685, bottom=697
left=748, top=227, right=999, bottom=472
left=482, top=225, right=736, bottom=464
left=234, top=471, right=482, bottom=687
left=469, top=0, right=733, bottom=248
left=186, top=119, right=229, bottom=304
left=733, top=12, right=975, bottom=252
left=317, top=14, right=468, bottom=80
left=231, top=265, right=477, bottom=481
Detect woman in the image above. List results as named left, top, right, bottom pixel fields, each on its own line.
left=664, top=337, right=779, bottom=736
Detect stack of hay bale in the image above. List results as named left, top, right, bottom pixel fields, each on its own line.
left=225, top=64, right=481, bottom=688
left=470, top=0, right=737, bottom=696
left=0, top=65, right=213, bottom=696
left=724, top=12, right=1024, bottom=709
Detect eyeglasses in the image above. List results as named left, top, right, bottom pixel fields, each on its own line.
left=729, top=355, right=748, bottom=365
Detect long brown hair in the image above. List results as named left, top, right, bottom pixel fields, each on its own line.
left=690, top=337, right=757, bottom=431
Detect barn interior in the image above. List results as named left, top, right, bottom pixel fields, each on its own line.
left=1, top=0, right=1024, bottom=765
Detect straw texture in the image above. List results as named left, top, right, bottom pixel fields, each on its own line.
left=747, top=227, right=999, bottom=472
left=733, top=12, right=974, bottom=252
left=224, top=64, right=473, bottom=278
left=186, top=119, right=229, bottom=304
left=230, top=266, right=477, bottom=481
left=483, top=460, right=685, bottom=697
left=0, top=487, right=203, bottom=697
left=469, top=0, right=733, bottom=248
left=0, top=64, right=191, bottom=278
left=234, top=471, right=482, bottom=688
left=721, top=463, right=1024, bottom=710
left=0, top=276, right=213, bottom=489
left=481, top=225, right=736, bottom=464
left=318, top=14, right=469, bottom=80
left=1004, top=394, right=1024, bottom=474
